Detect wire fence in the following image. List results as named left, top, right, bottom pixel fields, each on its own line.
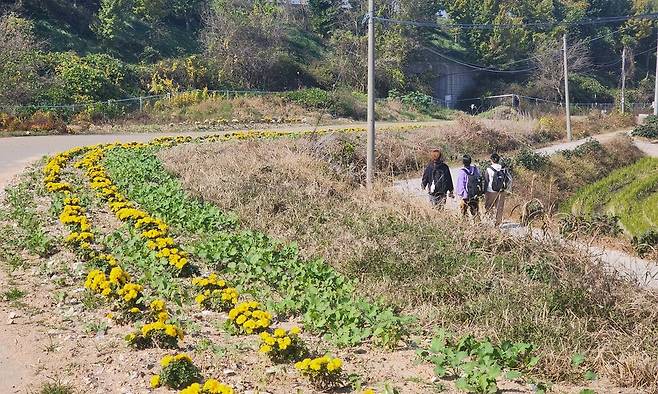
left=448, top=93, right=652, bottom=116
left=1, top=88, right=652, bottom=121
left=0, top=89, right=281, bottom=117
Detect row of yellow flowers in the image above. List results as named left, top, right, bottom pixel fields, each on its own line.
left=73, top=133, right=350, bottom=391
left=44, top=126, right=401, bottom=392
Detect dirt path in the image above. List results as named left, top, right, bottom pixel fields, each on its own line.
left=393, top=129, right=658, bottom=289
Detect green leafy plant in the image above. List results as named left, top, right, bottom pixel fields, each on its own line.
left=515, top=149, right=549, bottom=171
left=39, top=381, right=74, bottom=394
left=155, top=354, right=201, bottom=390
left=2, top=288, right=25, bottom=301
left=418, top=330, right=539, bottom=394
left=284, top=88, right=332, bottom=109
left=632, top=229, right=658, bottom=256
left=632, top=115, right=658, bottom=139
left=102, top=146, right=412, bottom=347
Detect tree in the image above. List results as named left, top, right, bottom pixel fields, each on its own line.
left=133, top=0, right=168, bottom=22
left=308, top=0, right=342, bottom=37
left=201, top=0, right=286, bottom=88
left=0, top=13, right=45, bottom=106
left=92, top=0, right=132, bottom=42
left=531, top=38, right=591, bottom=101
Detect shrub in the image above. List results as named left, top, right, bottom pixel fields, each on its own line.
left=0, top=111, right=67, bottom=133
left=632, top=229, right=658, bottom=256
left=559, top=213, right=622, bottom=238
left=295, top=356, right=344, bottom=389
left=531, top=116, right=565, bottom=143
left=45, top=52, right=133, bottom=103
left=389, top=89, right=441, bottom=116
left=632, top=115, right=658, bottom=139
left=180, top=379, right=235, bottom=394
left=560, top=139, right=603, bottom=159
left=284, top=88, right=332, bottom=109
left=515, top=149, right=549, bottom=171
left=153, top=354, right=201, bottom=390
left=192, top=273, right=239, bottom=312
left=148, top=56, right=212, bottom=94
left=332, top=89, right=366, bottom=119
left=125, top=320, right=184, bottom=349
left=226, top=301, right=272, bottom=334
left=259, top=327, right=308, bottom=363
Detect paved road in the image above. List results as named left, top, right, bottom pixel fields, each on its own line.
left=0, top=121, right=449, bottom=192
left=393, top=129, right=658, bottom=288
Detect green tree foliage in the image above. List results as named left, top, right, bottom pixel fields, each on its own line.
left=44, top=52, right=133, bottom=103
left=133, top=0, right=168, bottom=22
left=0, top=13, right=46, bottom=106
left=93, top=0, right=133, bottom=42
left=308, top=0, right=343, bottom=37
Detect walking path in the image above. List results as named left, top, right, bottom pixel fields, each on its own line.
left=393, top=130, right=658, bottom=289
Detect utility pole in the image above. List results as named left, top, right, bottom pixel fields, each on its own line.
left=366, top=0, right=376, bottom=189
left=654, top=32, right=658, bottom=116
left=563, top=34, right=573, bottom=141
left=621, top=46, right=626, bottom=114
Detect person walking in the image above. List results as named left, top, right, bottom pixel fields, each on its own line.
left=484, top=153, right=512, bottom=226
left=456, top=154, right=482, bottom=219
left=421, top=148, right=454, bottom=208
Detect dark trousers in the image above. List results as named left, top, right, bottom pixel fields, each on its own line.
left=460, top=198, right=479, bottom=218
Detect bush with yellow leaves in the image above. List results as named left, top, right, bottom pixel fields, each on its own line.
left=258, top=327, right=307, bottom=363
left=150, top=353, right=201, bottom=390
left=225, top=301, right=272, bottom=335
left=192, top=273, right=239, bottom=312
left=295, top=355, right=344, bottom=388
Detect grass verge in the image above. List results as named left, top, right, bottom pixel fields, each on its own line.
left=158, top=134, right=658, bottom=390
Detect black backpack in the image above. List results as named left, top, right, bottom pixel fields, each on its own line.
left=431, top=163, right=448, bottom=195
left=490, top=167, right=509, bottom=192
left=463, top=168, right=482, bottom=199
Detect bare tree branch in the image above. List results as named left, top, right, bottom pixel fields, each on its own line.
left=531, top=38, right=591, bottom=101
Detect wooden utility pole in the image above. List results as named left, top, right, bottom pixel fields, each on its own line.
left=563, top=34, right=573, bottom=141
left=654, top=32, right=658, bottom=116
left=366, top=0, right=376, bottom=188
left=621, top=46, right=626, bottom=114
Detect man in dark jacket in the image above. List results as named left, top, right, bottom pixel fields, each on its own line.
left=421, top=148, right=454, bottom=208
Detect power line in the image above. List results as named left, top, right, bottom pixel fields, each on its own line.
left=373, top=12, right=658, bottom=30
left=421, top=46, right=538, bottom=73
left=421, top=26, right=625, bottom=74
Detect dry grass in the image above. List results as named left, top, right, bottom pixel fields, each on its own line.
left=147, top=95, right=326, bottom=123
left=510, top=136, right=644, bottom=218
left=160, top=134, right=658, bottom=391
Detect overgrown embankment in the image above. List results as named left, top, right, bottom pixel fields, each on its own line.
left=160, top=133, right=658, bottom=391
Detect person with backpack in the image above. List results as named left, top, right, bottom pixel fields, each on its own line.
left=456, top=154, right=482, bottom=219
left=484, top=153, right=512, bottom=226
left=421, top=148, right=454, bottom=208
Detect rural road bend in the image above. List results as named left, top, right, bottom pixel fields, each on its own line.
left=393, top=129, right=658, bottom=289
left=0, top=120, right=450, bottom=192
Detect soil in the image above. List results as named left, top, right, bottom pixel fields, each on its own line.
left=0, top=123, right=654, bottom=394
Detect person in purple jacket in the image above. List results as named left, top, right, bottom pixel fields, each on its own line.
left=456, top=154, right=482, bottom=219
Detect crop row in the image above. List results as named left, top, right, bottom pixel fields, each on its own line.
left=46, top=128, right=391, bottom=392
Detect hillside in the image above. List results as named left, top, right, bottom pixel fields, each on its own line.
left=2, top=0, right=658, bottom=119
